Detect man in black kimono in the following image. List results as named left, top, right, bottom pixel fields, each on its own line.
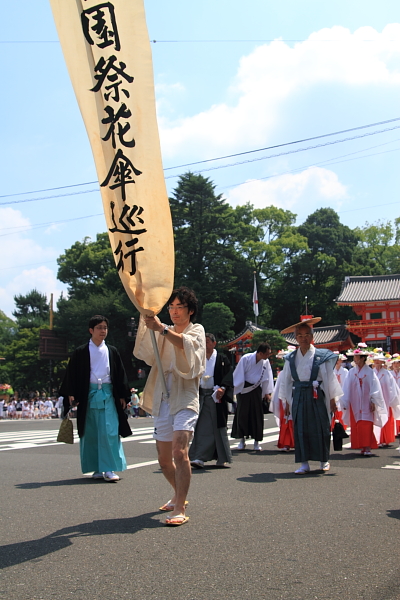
left=189, top=333, right=234, bottom=468
left=62, top=315, right=131, bottom=481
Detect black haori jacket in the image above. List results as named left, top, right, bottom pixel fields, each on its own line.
left=213, top=352, right=234, bottom=428
left=61, top=343, right=132, bottom=439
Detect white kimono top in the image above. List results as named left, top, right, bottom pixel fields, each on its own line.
left=341, top=365, right=387, bottom=428
left=279, top=346, right=343, bottom=418
left=134, top=317, right=206, bottom=416
left=375, top=368, right=400, bottom=420
left=233, top=351, right=273, bottom=397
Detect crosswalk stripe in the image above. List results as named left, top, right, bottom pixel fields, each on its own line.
left=0, top=425, right=280, bottom=451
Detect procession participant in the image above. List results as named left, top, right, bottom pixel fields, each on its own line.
left=129, top=388, right=140, bottom=418
left=372, top=351, right=400, bottom=447
left=331, top=352, right=348, bottom=430
left=279, top=318, right=342, bottom=474
left=230, top=343, right=273, bottom=451
left=134, top=287, right=206, bottom=526
left=389, top=355, right=400, bottom=435
left=55, top=396, right=64, bottom=419
left=62, top=315, right=132, bottom=482
left=45, top=398, right=53, bottom=419
left=270, top=348, right=296, bottom=452
left=22, top=400, right=30, bottom=419
left=8, top=401, right=16, bottom=419
left=189, top=333, right=233, bottom=468
left=38, top=398, right=46, bottom=419
left=341, top=345, right=386, bottom=456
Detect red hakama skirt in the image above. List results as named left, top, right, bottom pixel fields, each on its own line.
left=350, top=407, right=378, bottom=449
left=379, top=407, right=395, bottom=445
left=277, top=400, right=295, bottom=449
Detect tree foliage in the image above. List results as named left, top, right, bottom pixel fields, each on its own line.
left=13, top=289, right=50, bottom=329
left=4, top=327, right=65, bottom=394
left=251, top=329, right=288, bottom=374
left=201, top=302, right=235, bottom=340
left=56, top=233, right=139, bottom=380
left=170, top=172, right=257, bottom=330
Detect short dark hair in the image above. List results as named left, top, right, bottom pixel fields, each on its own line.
left=295, top=324, right=313, bottom=336
left=89, top=315, right=109, bottom=329
left=167, top=287, right=198, bottom=322
left=205, top=333, right=216, bottom=343
left=257, top=342, right=271, bottom=354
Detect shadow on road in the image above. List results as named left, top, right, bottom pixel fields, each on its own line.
left=15, top=478, right=101, bottom=489
left=237, top=471, right=337, bottom=483
left=0, top=512, right=161, bottom=569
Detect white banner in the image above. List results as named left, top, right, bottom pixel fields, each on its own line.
left=49, top=0, right=174, bottom=315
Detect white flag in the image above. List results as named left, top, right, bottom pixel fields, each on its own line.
left=253, top=274, right=259, bottom=317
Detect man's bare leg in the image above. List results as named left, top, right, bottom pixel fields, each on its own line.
left=156, top=440, right=176, bottom=501
left=156, top=431, right=192, bottom=517
left=171, top=430, right=192, bottom=517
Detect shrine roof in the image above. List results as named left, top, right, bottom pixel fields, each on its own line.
left=222, top=322, right=264, bottom=345
left=336, top=274, right=400, bottom=304
left=283, top=324, right=350, bottom=346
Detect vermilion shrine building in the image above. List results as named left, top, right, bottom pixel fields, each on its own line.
left=223, top=274, right=400, bottom=362
left=224, top=321, right=354, bottom=364
left=335, top=274, right=400, bottom=354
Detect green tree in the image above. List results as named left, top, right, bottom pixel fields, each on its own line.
left=251, top=328, right=288, bottom=374
left=4, top=327, right=65, bottom=394
left=57, top=233, right=122, bottom=300
left=13, top=289, right=49, bottom=329
left=269, top=208, right=360, bottom=328
left=201, top=302, right=235, bottom=340
left=354, top=220, right=400, bottom=274
left=0, top=311, right=17, bottom=384
left=170, top=172, right=258, bottom=330
left=239, top=206, right=308, bottom=327
left=56, top=234, right=139, bottom=380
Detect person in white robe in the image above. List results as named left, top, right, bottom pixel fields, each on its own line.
left=372, top=352, right=400, bottom=446
left=389, top=355, right=400, bottom=435
left=279, top=318, right=343, bottom=474
left=270, top=348, right=296, bottom=451
left=332, top=352, right=348, bottom=429
left=230, top=343, right=273, bottom=451
left=341, top=347, right=386, bottom=455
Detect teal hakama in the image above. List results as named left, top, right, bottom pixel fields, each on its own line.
left=80, top=383, right=127, bottom=474
left=288, top=349, right=335, bottom=464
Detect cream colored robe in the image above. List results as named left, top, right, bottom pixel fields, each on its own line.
left=133, top=317, right=206, bottom=416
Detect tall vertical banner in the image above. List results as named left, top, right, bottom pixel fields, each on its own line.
left=49, top=0, right=174, bottom=316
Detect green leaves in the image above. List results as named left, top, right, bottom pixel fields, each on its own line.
left=201, top=302, right=235, bottom=341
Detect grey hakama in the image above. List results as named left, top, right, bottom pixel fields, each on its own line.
left=288, top=350, right=334, bottom=464
left=189, top=389, right=232, bottom=464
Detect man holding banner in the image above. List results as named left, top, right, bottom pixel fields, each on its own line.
left=134, top=287, right=206, bottom=526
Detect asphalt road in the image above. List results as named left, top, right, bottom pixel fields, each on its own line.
left=0, top=415, right=399, bottom=600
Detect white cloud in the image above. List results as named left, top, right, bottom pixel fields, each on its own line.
left=226, top=167, right=348, bottom=213
left=0, top=208, right=66, bottom=318
left=158, top=24, right=400, bottom=159
left=0, top=208, right=56, bottom=270
left=0, top=266, right=66, bottom=320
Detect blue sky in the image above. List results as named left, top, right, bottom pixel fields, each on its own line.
left=0, top=0, right=399, bottom=318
